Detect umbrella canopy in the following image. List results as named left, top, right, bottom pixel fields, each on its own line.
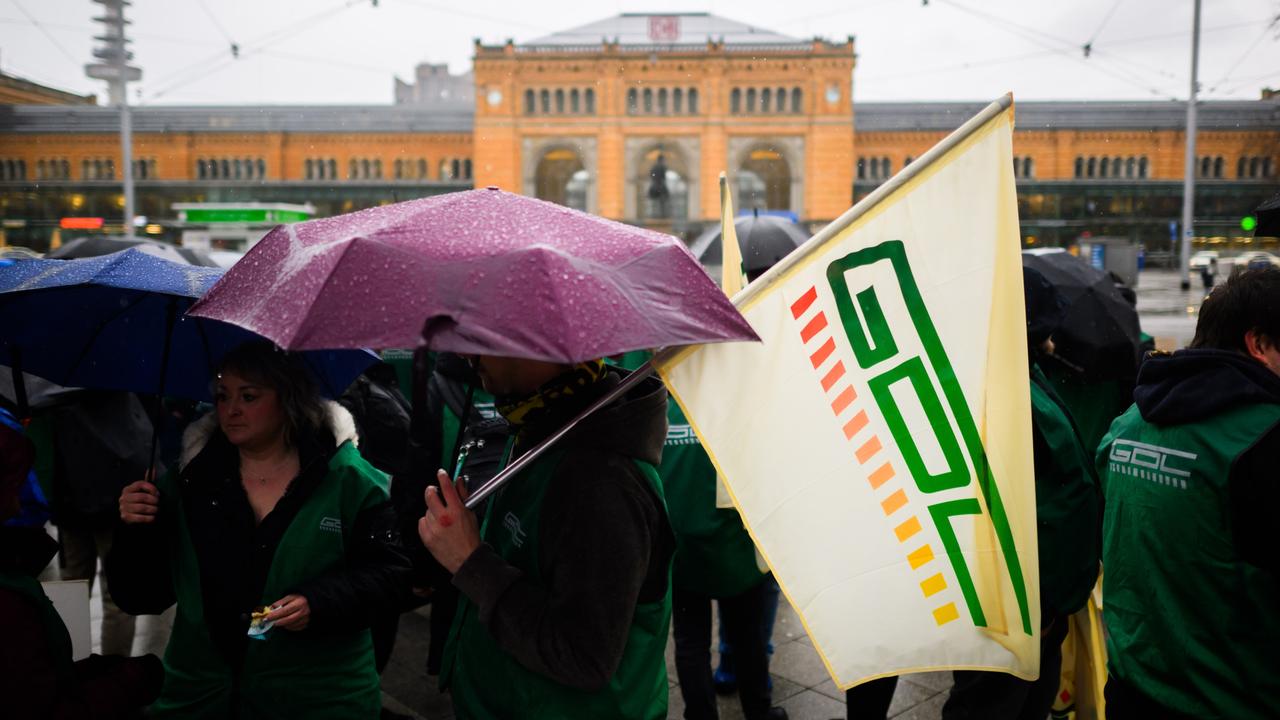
left=1021, top=249, right=1142, bottom=379
left=690, top=213, right=809, bottom=277
left=1254, top=192, right=1280, bottom=238
left=0, top=249, right=376, bottom=401
left=190, top=187, right=758, bottom=362
left=47, top=235, right=219, bottom=267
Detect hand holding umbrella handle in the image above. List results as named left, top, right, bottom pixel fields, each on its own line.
left=463, top=356, right=665, bottom=510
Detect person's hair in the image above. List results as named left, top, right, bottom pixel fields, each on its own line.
left=215, top=341, right=327, bottom=448
left=1190, top=266, right=1280, bottom=353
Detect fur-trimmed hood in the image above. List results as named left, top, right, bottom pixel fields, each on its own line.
left=179, top=400, right=359, bottom=470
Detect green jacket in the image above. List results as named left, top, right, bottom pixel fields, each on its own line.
left=150, top=408, right=391, bottom=719
left=1029, top=364, right=1101, bottom=618
left=661, top=398, right=766, bottom=598
left=1099, top=401, right=1280, bottom=719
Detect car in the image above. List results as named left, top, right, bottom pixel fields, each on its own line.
left=1234, top=251, right=1280, bottom=270
left=1189, top=250, right=1220, bottom=269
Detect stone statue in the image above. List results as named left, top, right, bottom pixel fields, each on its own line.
left=647, top=153, right=670, bottom=217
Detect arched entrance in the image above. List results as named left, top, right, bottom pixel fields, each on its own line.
left=737, top=148, right=791, bottom=212
left=534, top=148, right=589, bottom=211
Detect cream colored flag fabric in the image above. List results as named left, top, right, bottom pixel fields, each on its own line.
left=657, top=95, right=1039, bottom=688
left=720, top=171, right=748, bottom=297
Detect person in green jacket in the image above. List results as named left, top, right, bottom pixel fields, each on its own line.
left=1097, top=266, right=1280, bottom=720
left=418, top=355, right=675, bottom=720
left=942, top=267, right=1102, bottom=720
left=109, top=341, right=412, bottom=719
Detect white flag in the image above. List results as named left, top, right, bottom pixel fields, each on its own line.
left=657, top=95, right=1039, bottom=688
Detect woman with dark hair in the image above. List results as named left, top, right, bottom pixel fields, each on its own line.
left=107, top=341, right=411, bottom=719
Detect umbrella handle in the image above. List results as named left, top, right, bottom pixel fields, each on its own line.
left=463, top=355, right=665, bottom=510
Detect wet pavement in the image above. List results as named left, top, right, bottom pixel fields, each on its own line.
left=1133, top=268, right=1208, bottom=350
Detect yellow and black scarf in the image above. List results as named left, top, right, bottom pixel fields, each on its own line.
left=495, top=359, right=608, bottom=428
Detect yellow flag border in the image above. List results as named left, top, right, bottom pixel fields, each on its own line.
left=656, top=93, right=1036, bottom=689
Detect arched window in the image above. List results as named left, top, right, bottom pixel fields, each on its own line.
left=1026, top=157, right=1035, bottom=178
left=1238, top=156, right=1248, bottom=178
left=372, top=159, right=382, bottom=179
left=327, top=159, right=337, bottom=179
left=627, top=88, right=638, bottom=114
left=688, top=88, right=698, bottom=114
left=1137, top=157, right=1148, bottom=178
left=1251, top=157, right=1262, bottom=178
left=219, top=159, right=230, bottom=180
left=570, top=88, right=580, bottom=113
left=555, top=89, right=565, bottom=114
left=1100, top=157, right=1110, bottom=178
left=746, top=88, right=756, bottom=112
left=105, top=159, right=114, bottom=179
left=761, top=88, right=772, bottom=113
left=362, top=159, right=371, bottom=179
left=585, top=88, right=596, bottom=114
left=1086, top=157, right=1096, bottom=178
left=418, top=158, right=427, bottom=179
left=36, top=159, right=46, bottom=180
left=1198, top=156, right=1210, bottom=178
left=776, top=86, right=786, bottom=112
left=256, top=158, right=265, bottom=179
left=881, top=157, right=892, bottom=178
left=731, top=88, right=741, bottom=113
left=525, top=90, right=535, bottom=115
left=198, top=158, right=209, bottom=180
left=90, top=159, right=101, bottom=180
left=540, top=89, right=550, bottom=114
left=1213, top=156, right=1224, bottom=178
left=451, top=159, right=460, bottom=179
left=791, top=87, right=802, bottom=113
left=643, top=88, right=653, bottom=113
left=395, top=159, right=402, bottom=179
left=1126, top=157, right=1136, bottom=178
left=657, top=88, right=668, bottom=114
left=233, top=159, right=244, bottom=180
left=1113, top=157, right=1123, bottom=177
left=673, top=87, right=683, bottom=113
left=60, top=159, right=69, bottom=179
left=350, top=159, right=360, bottom=179
left=857, top=158, right=866, bottom=180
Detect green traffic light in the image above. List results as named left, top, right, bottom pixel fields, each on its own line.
left=1242, top=215, right=1258, bottom=232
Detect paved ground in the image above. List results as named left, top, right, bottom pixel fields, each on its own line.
left=70, top=266, right=1201, bottom=719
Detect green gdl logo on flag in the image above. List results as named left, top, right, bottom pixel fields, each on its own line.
left=790, top=240, right=1033, bottom=635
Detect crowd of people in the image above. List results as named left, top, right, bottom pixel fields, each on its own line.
left=2, top=261, right=1278, bottom=719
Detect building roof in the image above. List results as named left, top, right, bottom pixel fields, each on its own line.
left=0, top=104, right=473, bottom=134
left=0, top=71, right=96, bottom=106
left=1, top=98, right=1274, bottom=134
left=855, top=100, right=1280, bottom=132
left=520, top=13, right=811, bottom=52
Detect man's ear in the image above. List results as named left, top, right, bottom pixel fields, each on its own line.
left=1244, top=329, right=1273, bottom=363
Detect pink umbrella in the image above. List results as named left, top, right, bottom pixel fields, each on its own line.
left=189, top=187, right=757, bottom=362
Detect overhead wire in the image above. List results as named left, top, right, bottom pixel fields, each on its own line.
left=1204, top=14, right=1280, bottom=94
left=9, top=0, right=81, bottom=68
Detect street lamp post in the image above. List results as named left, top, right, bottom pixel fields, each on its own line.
left=1179, top=0, right=1201, bottom=290
left=85, top=0, right=142, bottom=237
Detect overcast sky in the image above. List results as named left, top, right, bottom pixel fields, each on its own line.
left=1, top=0, right=1276, bottom=106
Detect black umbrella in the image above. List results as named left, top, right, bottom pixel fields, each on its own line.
left=691, top=212, right=809, bottom=277
left=47, top=235, right=218, bottom=267
left=1253, top=192, right=1280, bottom=238
left=1021, top=250, right=1143, bottom=380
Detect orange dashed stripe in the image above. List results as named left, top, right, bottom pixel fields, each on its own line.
left=894, top=516, right=922, bottom=543
left=920, top=573, right=947, bottom=598
left=820, top=361, right=847, bottom=392
left=855, top=436, right=882, bottom=464
left=906, top=544, right=934, bottom=569
left=842, top=409, right=868, bottom=440
left=830, top=385, right=856, bottom=415
left=809, top=337, right=836, bottom=368
left=867, top=462, right=894, bottom=488
left=933, top=603, right=960, bottom=626
left=800, top=312, right=828, bottom=343
left=880, top=488, right=908, bottom=515
left=790, top=286, right=818, bottom=318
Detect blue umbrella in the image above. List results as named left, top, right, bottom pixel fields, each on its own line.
left=0, top=248, right=376, bottom=409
